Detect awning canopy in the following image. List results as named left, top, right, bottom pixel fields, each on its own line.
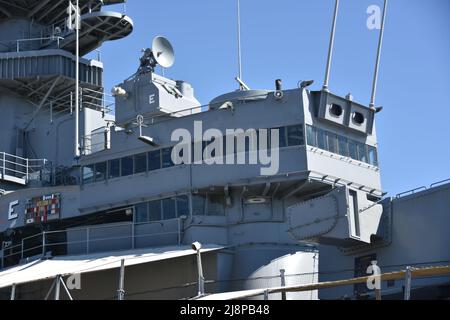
left=0, top=245, right=224, bottom=289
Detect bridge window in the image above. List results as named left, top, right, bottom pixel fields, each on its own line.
left=192, top=195, right=206, bottom=216
left=135, top=202, right=149, bottom=223
left=338, top=136, right=349, bottom=157
left=348, top=141, right=358, bottom=161
left=278, top=127, right=287, bottom=148
left=148, top=150, right=161, bottom=171
left=135, top=195, right=192, bottom=223
left=82, top=165, right=94, bottom=184
left=134, top=153, right=147, bottom=174
left=326, top=132, right=338, bottom=154
left=306, top=125, right=317, bottom=147
left=368, top=146, right=379, bottom=167
left=121, top=156, right=134, bottom=177
left=317, top=129, right=327, bottom=150
left=148, top=200, right=162, bottom=222
left=177, top=195, right=190, bottom=218
left=358, top=143, right=368, bottom=163
left=109, top=159, right=120, bottom=179
left=287, top=125, right=304, bottom=147
left=162, top=198, right=177, bottom=220
left=94, top=162, right=107, bottom=182
left=207, top=194, right=225, bottom=216
left=162, top=148, right=174, bottom=168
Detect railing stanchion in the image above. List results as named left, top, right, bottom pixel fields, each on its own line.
left=280, top=269, right=287, bottom=300
left=10, top=284, right=16, bottom=301
left=178, top=218, right=181, bottom=246
left=86, top=228, right=90, bottom=254
left=26, top=158, right=29, bottom=182
left=404, top=266, right=412, bottom=300
left=2, top=152, right=5, bottom=178
left=42, top=232, right=46, bottom=257
left=131, top=223, right=135, bottom=250
left=21, top=239, right=24, bottom=260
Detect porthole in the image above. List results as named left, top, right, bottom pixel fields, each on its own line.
left=330, top=104, right=343, bottom=117
left=353, top=112, right=365, bottom=125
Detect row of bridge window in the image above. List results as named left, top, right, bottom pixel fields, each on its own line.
left=82, top=125, right=305, bottom=185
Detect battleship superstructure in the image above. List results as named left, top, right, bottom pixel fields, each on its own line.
left=0, top=1, right=449, bottom=301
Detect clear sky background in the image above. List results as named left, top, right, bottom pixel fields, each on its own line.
left=96, top=0, right=450, bottom=196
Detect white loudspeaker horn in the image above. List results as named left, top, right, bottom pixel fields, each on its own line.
left=152, top=36, right=175, bottom=68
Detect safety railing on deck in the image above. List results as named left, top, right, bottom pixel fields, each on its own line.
left=396, top=178, right=450, bottom=199
left=195, top=265, right=450, bottom=301
left=0, top=152, right=50, bottom=184
left=1, top=218, right=185, bottom=269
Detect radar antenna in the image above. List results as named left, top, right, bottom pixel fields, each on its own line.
left=138, top=36, right=175, bottom=74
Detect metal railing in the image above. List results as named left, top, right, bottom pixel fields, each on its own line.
left=396, top=178, right=450, bottom=199
left=1, top=218, right=185, bottom=269
left=0, top=36, right=64, bottom=53
left=195, top=265, right=450, bottom=301
left=16, top=36, right=64, bottom=52
left=0, top=152, right=49, bottom=183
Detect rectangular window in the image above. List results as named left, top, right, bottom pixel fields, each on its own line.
left=135, top=202, right=148, bottom=224
left=317, top=129, right=327, bottom=150
left=148, top=150, right=161, bottom=171
left=338, top=136, right=349, bottom=157
left=306, top=126, right=317, bottom=147
left=162, top=198, right=176, bottom=220
left=162, top=148, right=174, bottom=168
left=121, top=156, right=134, bottom=177
left=82, top=165, right=95, bottom=184
left=326, top=132, right=338, bottom=154
left=177, top=195, right=190, bottom=218
left=148, top=200, right=162, bottom=222
left=368, top=146, right=379, bottom=167
left=94, top=162, right=107, bottom=182
left=109, top=159, right=120, bottom=179
left=349, top=140, right=358, bottom=160
left=358, top=143, right=368, bottom=163
left=263, top=128, right=285, bottom=150
left=278, top=127, right=287, bottom=148
left=287, top=125, right=304, bottom=147
left=192, top=195, right=206, bottom=216
left=134, top=153, right=147, bottom=174
left=206, top=194, right=225, bottom=216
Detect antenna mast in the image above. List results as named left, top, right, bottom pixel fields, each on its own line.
left=237, top=0, right=243, bottom=89
left=323, top=0, right=340, bottom=92
left=370, top=0, right=388, bottom=110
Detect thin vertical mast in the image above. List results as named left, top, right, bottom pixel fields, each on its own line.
left=323, top=0, right=340, bottom=92
left=237, top=0, right=243, bottom=84
left=370, top=0, right=388, bottom=109
left=75, top=0, right=80, bottom=158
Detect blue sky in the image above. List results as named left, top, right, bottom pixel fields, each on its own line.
left=96, top=0, right=450, bottom=196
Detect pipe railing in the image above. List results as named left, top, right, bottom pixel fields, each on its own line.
left=0, top=152, right=49, bottom=183
left=196, top=265, right=450, bottom=301
left=11, top=36, right=65, bottom=53
left=1, top=218, right=184, bottom=269
left=396, top=178, right=450, bottom=199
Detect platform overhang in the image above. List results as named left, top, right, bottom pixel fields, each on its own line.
left=0, top=245, right=225, bottom=289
